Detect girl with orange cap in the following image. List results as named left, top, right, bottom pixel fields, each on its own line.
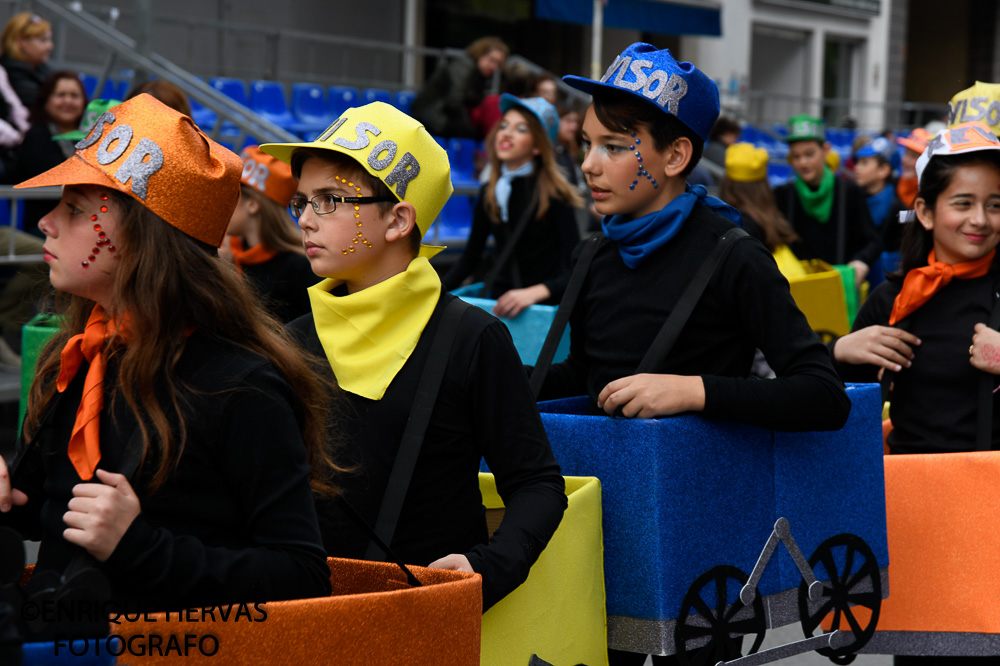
left=0, top=94, right=338, bottom=612
left=223, top=145, right=316, bottom=322
left=834, top=121, right=1000, bottom=460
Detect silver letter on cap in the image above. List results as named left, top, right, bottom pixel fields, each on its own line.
left=384, top=152, right=420, bottom=199
left=76, top=112, right=116, bottom=150
left=96, top=125, right=133, bottom=165
left=600, top=55, right=626, bottom=84
left=656, top=73, right=688, bottom=115
left=334, top=122, right=380, bottom=150
left=113, top=137, right=164, bottom=200
left=620, top=59, right=651, bottom=92
left=367, top=140, right=398, bottom=171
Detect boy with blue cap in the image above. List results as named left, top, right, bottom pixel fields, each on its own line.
left=538, top=43, right=850, bottom=664
left=260, top=102, right=566, bottom=612
left=773, top=114, right=882, bottom=285
left=854, top=135, right=904, bottom=252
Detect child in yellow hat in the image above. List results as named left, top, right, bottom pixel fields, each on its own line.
left=261, top=101, right=566, bottom=612
left=0, top=94, right=337, bottom=613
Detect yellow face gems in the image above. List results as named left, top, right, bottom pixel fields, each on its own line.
left=336, top=175, right=375, bottom=255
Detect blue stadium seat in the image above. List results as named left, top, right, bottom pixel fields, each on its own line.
left=767, top=162, right=792, bottom=187
left=249, top=80, right=296, bottom=129
left=98, top=78, right=125, bottom=100
left=328, top=86, right=359, bottom=118
left=434, top=194, right=474, bottom=243
left=362, top=88, right=392, bottom=106
left=395, top=90, right=416, bottom=115
left=290, top=83, right=331, bottom=137
left=211, top=77, right=249, bottom=135
left=448, top=137, right=479, bottom=189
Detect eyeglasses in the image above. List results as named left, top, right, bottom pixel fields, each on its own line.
left=288, top=193, right=396, bottom=219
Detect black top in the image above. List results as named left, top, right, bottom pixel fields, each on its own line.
left=537, top=204, right=851, bottom=432
left=0, top=56, right=51, bottom=108
left=410, top=55, right=487, bottom=139
left=10, top=121, right=73, bottom=235
left=834, top=273, right=1000, bottom=453
left=288, top=291, right=567, bottom=611
left=242, top=251, right=316, bottom=324
left=774, top=177, right=882, bottom=267
left=5, top=332, right=332, bottom=611
left=442, top=177, right=581, bottom=303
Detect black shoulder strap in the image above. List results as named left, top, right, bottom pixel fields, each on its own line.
left=976, top=285, right=1000, bottom=451
left=529, top=232, right=603, bottom=399
left=339, top=498, right=421, bottom=586
left=480, top=196, right=537, bottom=298
left=635, top=227, right=749, bottom=373
left=364, top=296, right=470, bottom=560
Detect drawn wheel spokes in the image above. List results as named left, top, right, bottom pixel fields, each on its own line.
left=675, top=565, right=765, bottom=666
left=798, top=534, right=881, bottom=660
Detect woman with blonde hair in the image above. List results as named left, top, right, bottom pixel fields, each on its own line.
left=443, top=94, right=583, bottom=317
left=720, top=142, right=802, bottom=275
left=0, top=12, right=53, bottom=106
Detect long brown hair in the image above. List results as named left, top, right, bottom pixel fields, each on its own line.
left=24, top=187, right=343, bottom=497
left=240, top=185, right=305, bottom=256
left=484, top=109, right=583, bottom=223
left=719, top=177, right=800, bottom=253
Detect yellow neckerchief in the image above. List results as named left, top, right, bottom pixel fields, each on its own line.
left=772, top=244, right=807, bottom=280
left=308, top=256, right=441, bottom=400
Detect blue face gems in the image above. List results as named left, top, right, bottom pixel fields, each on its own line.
left=631, top=132, right=658, bottom=189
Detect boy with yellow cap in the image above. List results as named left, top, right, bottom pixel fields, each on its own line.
left=260, top=102, right=566, bottom=611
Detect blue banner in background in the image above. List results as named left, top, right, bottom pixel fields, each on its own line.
left=535, top=0, right=722, bottom=37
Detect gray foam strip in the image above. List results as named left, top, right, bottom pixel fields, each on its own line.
left=722, top=632, right=837, bottom=666
left=860, top=631, right=1000, bottom=656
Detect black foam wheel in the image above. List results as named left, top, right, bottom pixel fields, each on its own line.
left=798, top=533, right=881, bottom=660
left=675, top=565, right=766, bottom=666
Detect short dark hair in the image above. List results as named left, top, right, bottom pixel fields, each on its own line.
left=290, top=148, right=421, bottom=257
left=592, top=87, right=703, bottom=178
left=710, top=116, right=741, bottom=142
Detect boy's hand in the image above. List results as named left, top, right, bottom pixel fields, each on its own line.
left=970, top=322, right=1000, bottom=374
left=848, top=260, right=869, bottom=287
left=833, top=325, right=919, bottom=372
left=493, top=284, right=550, bottom=319
left=63, top=469, right=141, bottom=562
left=428, top=553, right=474, bottom=573
left=0, top=456, right=28, bottom=513
left=597, top=373, right=705, bottom=419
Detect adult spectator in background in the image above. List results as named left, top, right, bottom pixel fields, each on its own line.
left=11, top=71, right=86, bottom=237
left=0, top=64, right=30, bottom=181
left=528, top=73, right=558, bottom=106
left=411, top=36, right=508, bottom=139
left=0, top=13, right=53, bottom=107
left=125, top=79, right=192, bottom=117
left=702, top=115, right=741, bottom=168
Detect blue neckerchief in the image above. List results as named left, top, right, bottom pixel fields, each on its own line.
left=866, top=184, right=895, bottom=227
left=495, top=161, right=534, bottom=222
left=602, top=183, right=742, bottom=269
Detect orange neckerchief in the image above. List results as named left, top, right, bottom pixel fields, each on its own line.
left=56, top=305, right=130, bottom=480
left=229, top=236, right=278, bottom=275
left=897, top=177, right=919, bottom=209
left=889, top=248, right=996, bottom=325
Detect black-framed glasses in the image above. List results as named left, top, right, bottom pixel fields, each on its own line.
left=288, top=193, right=397, bottom=219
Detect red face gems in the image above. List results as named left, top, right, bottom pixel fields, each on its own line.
left=82, top=193, right=116, bottom=268
left=335, top=175, right=374, bottom=256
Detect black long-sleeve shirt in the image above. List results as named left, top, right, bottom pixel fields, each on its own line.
left=774, top=177, right=882, bottom=267
left=834, top=273, right=1000, bottom=453
left=6, top=332, right=332, bottom=611
left=538, top=204, right=850, bottom=432
left=242, top=251, right=317, bottom=324
left=288, top=291, right=567, bottom=611
left=442, top=178, right=581, bottom=303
